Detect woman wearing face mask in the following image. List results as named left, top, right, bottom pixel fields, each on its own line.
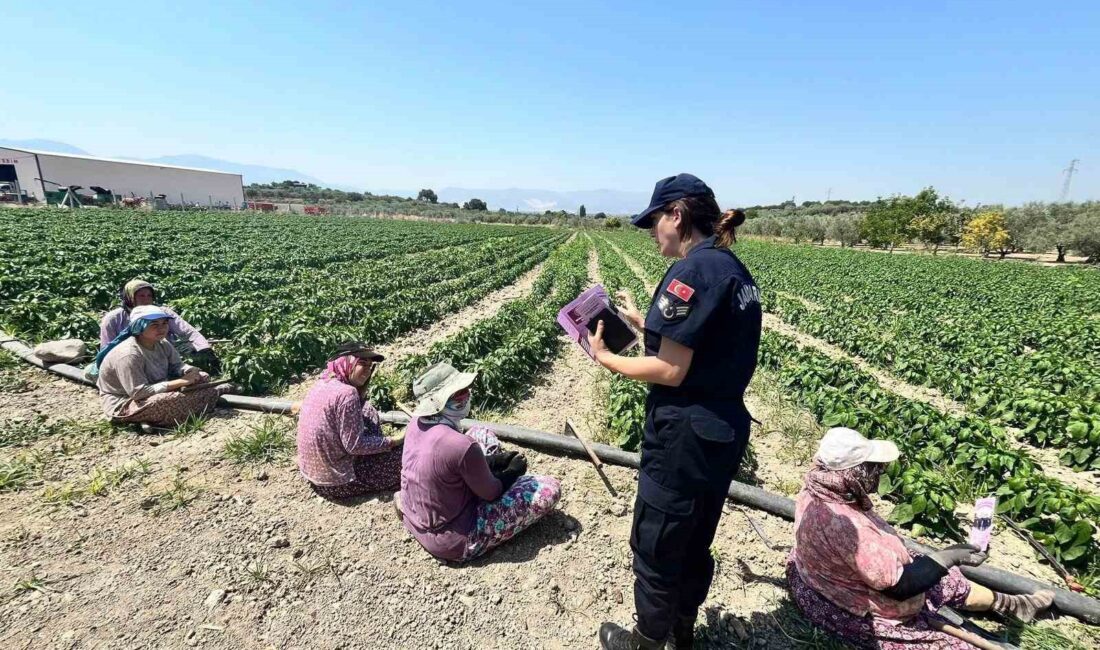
left=398, top=362, right=561, bottom=563
left=100, top=279, right=220, bottom=373
left=296, top=342, right=404, bottom=500
left=96, top=305, right=230, bottom=426
left=789, top=428, right=1055, bottom=649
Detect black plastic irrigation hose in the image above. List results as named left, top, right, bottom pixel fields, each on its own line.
left=380, top=410, right=1100, bottom=626
left=2, top=331, right=1097, bottom=625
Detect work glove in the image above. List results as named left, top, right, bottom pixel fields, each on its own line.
left=929, top=543, right=988, bottom=569
left=493, top=454, right=528, bottom=492
left=192, top=349, right=222, bottom=375
left=881, top=544, right=987, bottom=601
left=486, top=451, right=519, bottom=473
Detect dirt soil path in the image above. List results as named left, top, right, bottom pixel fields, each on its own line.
left=279, top=262, right=546, bottom=404
left=0, top=370, right=805, bottom=650
left=2, top=351, right=1096, bottom=649
left=760, top=315, right=1099, bottom=496
left=501, top=246, right=606, bottom=441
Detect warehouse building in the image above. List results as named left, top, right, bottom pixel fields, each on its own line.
left=0, top=147, right=244, bottom=208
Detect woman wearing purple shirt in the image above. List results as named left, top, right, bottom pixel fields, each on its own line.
left=296, top=342, right=404, bottom=500
left=399, top=362, right=561, bottom=562
left=100, top=279, right=219, bottom=373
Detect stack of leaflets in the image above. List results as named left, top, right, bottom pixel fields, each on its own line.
left=557, top=284, right=638, bottom=360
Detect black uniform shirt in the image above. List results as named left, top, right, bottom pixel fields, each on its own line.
left=643, top=236, right=762, bottom=404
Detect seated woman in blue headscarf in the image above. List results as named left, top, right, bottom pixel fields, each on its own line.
left=95, top=305, right=232, bottom=427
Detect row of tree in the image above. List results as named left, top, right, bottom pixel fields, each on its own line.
left=740, top=189, right=1099, bottom=263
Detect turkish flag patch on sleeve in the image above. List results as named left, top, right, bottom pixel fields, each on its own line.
left=667, top=279, right=695, bottom=302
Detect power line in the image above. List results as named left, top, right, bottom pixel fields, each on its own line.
left=1060, top=159, right=1079, bottom=202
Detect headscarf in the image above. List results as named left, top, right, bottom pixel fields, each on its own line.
left=802, top=460, right=887, bottom=512
left=321, top=354, right=360, bottom=385
left=89, top=305, right=171, bottom=378
left=120, top=279, right=154, bottom=311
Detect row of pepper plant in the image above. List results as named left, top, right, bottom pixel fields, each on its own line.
left=0, top=207, right=563, bottom=393
left=739, top=240, right=1100, bottom=470
left=372, top=236, right=591, bottom=413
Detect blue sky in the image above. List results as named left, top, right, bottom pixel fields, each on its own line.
left=2, top=1, right=1097, bottom=205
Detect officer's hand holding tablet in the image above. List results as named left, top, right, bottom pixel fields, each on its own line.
left=592, top=174, right=762, bottom=650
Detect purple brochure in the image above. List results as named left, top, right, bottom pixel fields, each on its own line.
left=557, top=284, right=638, bottom=360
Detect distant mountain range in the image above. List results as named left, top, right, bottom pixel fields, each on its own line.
left=1, top=138, right=646, bottom=214
left=382, top=187, right=648, bottom=215
left=126, top=154, right=327, bottom=186
left=0, top=139, right=92, bottom=155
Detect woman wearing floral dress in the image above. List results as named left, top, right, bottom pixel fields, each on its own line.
left=788, top=427, right=1055, bottom=649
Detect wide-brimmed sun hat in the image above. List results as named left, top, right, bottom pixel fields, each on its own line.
left=411, top=362, right=477, bottom=417
left=814, top=427, right=900, bottom=471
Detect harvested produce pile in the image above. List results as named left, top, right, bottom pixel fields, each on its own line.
left=598, top=230, right=1100, bottom=590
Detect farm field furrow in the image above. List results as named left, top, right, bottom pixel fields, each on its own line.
left=740, top=241, right=1100, bottom=471
left=371, top=235, right=590, bottom=413
left=600, top=230, right=1099, bottom=587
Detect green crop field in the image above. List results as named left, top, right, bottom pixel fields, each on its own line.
left=1, top=206, right=1097, bottom=592
left=597, top=229, right=1100, bottom=584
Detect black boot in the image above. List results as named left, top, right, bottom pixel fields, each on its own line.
left=667, top=613, right=696, bottom=649
left=599, top=623, right=665, bottom=650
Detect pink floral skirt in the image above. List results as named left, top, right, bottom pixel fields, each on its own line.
left=787, top=559, right=974, bottom=649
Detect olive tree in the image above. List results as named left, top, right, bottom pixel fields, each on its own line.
left=826, top=212, right=863, bottom=247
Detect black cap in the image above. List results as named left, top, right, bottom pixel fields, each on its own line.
left=328, top=341, right=385, bottom=363
left=631, top=173, right=715, bottom=228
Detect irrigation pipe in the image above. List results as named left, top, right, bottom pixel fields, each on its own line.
left=3, top=331, right=1098, bottom=625
left=371, top=411, right=1100, bottom=625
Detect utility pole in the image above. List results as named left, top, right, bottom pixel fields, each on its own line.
left=826, top=187, right=832, bottom=202
left=1060, top=159, right=1079, bottom=202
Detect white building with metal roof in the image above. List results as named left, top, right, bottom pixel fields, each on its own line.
left=0, top=147, right=244, bottom=207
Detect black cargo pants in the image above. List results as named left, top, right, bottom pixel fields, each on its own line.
left=631, top=401, right=749, bottom=641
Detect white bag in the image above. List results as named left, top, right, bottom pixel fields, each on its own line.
left=33, top=339, right=87, bottom=364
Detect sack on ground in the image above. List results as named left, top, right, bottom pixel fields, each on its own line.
left=33, top=339, right=87, bottom=364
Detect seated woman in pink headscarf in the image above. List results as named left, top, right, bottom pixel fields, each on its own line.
left=296, top=342, right=404, bottom=500
left=788, top=428, right=1054, bottom=649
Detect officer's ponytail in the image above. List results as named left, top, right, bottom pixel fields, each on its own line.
left=667, top=197, right=744, bottom=248
left=715, top=209, right=746, bottom=247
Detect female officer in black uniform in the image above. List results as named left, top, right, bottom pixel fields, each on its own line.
left=589, top=174, right=762, bottom=650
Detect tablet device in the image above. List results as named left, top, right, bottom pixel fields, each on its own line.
left=585, top=306, right=636, bottom=354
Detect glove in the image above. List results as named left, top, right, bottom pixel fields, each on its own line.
left=929, top=544, right=988, bottom=569
left=192, top=349, right=222, bottom=375
left=493, top=454, right=528, bottom=492
left=486, top=451, right=519, bottom=473
left=880, top=555, right=949, bottom=600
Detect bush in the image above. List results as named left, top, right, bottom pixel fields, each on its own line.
left=604, top=217, right=622, bottom=229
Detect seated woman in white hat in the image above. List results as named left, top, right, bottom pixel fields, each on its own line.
left=787, top=427, right=1054, bottom=649
left=398, top=362, right=561, bottom=563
